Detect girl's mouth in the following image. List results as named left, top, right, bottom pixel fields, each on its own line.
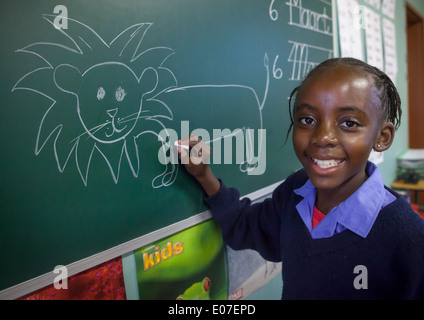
left=311, top=157, right=345, bottom=169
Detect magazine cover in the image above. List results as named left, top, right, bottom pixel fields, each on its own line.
left=135, top=220, right=227, bottom=300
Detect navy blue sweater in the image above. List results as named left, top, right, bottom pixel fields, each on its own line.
left=205, top=169, right=424, bottom=299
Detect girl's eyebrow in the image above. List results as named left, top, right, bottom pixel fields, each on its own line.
left=295, top=103, right=317, bottom=111
left=295, top=104, right=366, bottom=115
left=336, top=106, right=367, bottom=115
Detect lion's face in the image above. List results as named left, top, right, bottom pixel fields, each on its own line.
left=77, top=63, right=146, bottom=143
left=13, top=16, right=177, bottom=186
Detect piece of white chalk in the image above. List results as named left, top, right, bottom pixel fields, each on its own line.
left=174, top=141, right=190, bottom=150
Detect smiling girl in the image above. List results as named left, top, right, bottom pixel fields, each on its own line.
left=177, top=58, right=424, bottom=299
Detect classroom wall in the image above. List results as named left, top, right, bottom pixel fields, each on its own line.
left=376, top=0, right=424, bottom=186
left=377, top=0, right=408, bottom=186
left=251, top=0, right=424, bottom=300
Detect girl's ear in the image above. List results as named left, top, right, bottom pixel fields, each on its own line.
left=374, top=121, right=395, bottom=152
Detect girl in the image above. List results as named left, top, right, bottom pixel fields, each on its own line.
left=177, top=58, right=424, bottom=299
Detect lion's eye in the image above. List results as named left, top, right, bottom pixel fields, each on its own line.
left=97, top=87, right=105, bottom=100
left=115, top=86, right=127, bottom=102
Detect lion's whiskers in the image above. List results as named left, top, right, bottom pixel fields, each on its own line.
left=70, top=122, right=109, bottom=143
left=69, top=111, right=152, bottom=144
left=117, top=110, right=151, bottom=124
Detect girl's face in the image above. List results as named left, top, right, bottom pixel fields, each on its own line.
left=292, top=65, right=389, bottom=201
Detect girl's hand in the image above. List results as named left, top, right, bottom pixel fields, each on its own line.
left=177, top=135, right=210, bottom=179
left=177, top=135, right=221, bottom=197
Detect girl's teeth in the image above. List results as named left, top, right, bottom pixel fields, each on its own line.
left=313, top=158, right=343, bottom=169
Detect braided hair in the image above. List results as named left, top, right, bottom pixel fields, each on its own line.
left=286, top=57, right=402, bottom=142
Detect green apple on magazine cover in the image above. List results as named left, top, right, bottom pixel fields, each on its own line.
left=135, top=220, right=228, bottom=300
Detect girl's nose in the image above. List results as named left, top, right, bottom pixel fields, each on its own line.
left=312, top=122, right=338, bottom=147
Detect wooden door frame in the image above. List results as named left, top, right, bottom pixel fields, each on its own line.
left=406, top=2, right=424, bottom=149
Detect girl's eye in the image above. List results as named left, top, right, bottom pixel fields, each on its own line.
left=299, top=117, right=315, bottom=125
left=341, top=120, right=359, bottom=128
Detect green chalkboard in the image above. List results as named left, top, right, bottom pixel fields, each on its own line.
left=0, top=0, right=333, bottom=291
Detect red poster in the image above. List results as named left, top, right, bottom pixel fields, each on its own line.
left=20, top=257, right=126, bottom=300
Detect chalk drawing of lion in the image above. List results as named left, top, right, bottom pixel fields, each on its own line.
left=12, top=15, right=179, bottom=187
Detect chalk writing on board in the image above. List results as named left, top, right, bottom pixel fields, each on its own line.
left=271, top=55, right=283, bottom=80
left=269, top=0, right=279, bottom=21
left=12, top=15, right=269, bottom=187
left=286, top=0, right=332, bottom=35
left=269, top=0, right=332, bottom=37
left=287, top=40, right=333, bottom=81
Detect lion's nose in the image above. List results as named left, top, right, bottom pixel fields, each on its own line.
left=106, top=108, right=118, bottom=118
